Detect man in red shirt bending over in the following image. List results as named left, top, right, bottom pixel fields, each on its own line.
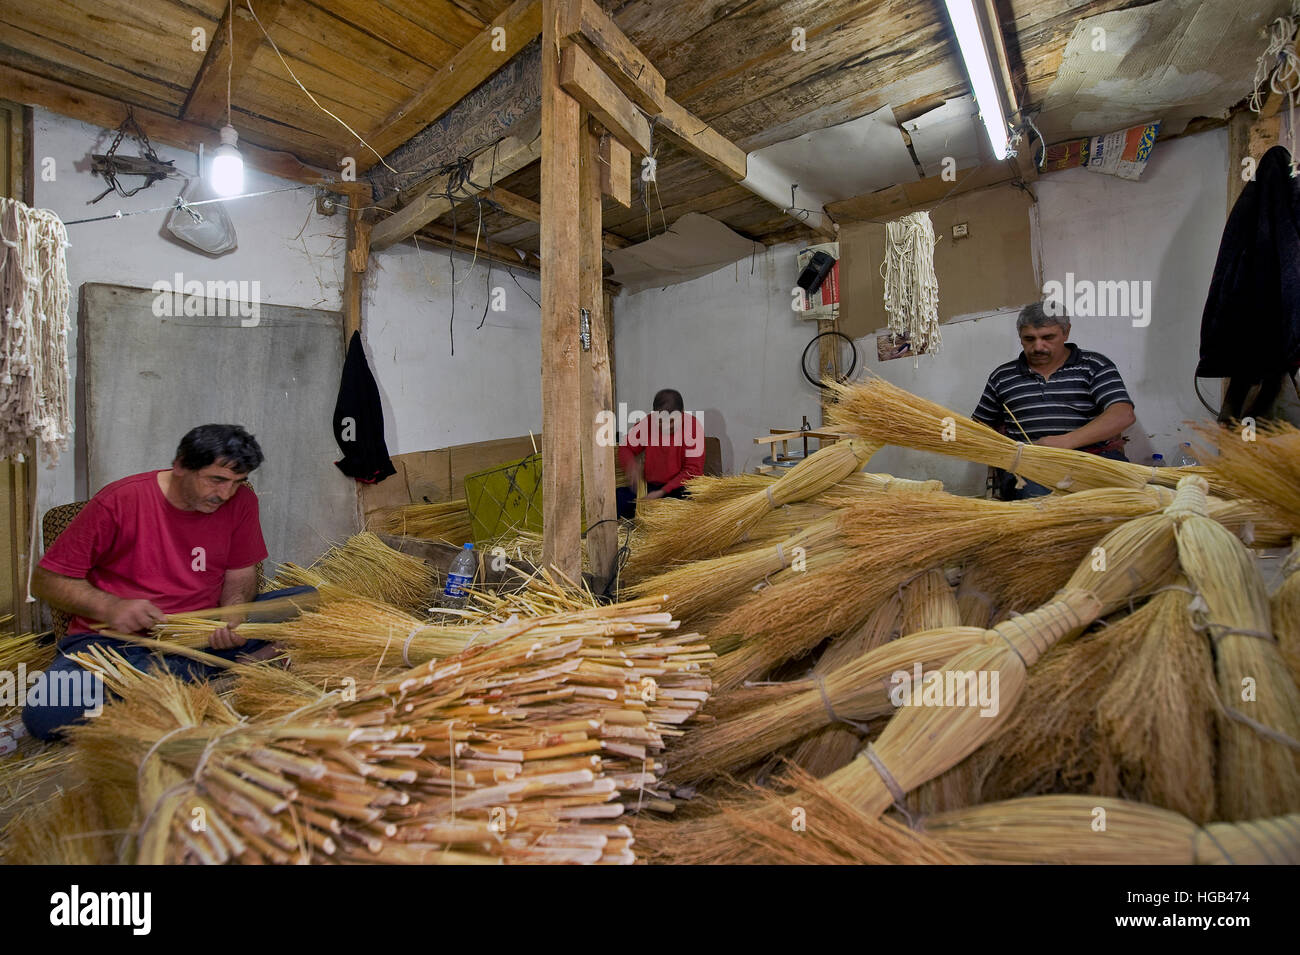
left=616, top=389, right=705, bottom=519
left=24, top=424, right=302, bottom=740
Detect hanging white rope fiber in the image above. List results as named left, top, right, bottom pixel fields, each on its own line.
left=881, top=210, right=941, bottom=362
left=1, top=197, right=72, bottom=465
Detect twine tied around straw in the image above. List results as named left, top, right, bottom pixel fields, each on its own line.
left=860, top=743, right=916, bottom=828
left=1195, top=824, right=1238, bottom=864
left=812, top=674, right=874, bottom=735
left=1199, top=621, right=1277, bottom=644
left=991, top=593, right=1096, bottom=668
left=136, top=721, right=249, bottom=849
left=1223, top=707, right=1300, bottom=752
left=402, top=626, right=423, bottom=668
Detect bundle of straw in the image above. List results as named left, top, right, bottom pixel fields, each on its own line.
left=1175, top=510, right=1300, bottom=819
left=1195, top=419, right=1300, bottom=535
left=826, top=375, right=1175, bottom=493
left=666, top=626, right=986, bottom=783
left=631, top=516, right=840, bottom=622
left=706, top=486, right=1175, bottom=689
left=622, top=439, right=876, bottom=577
left=1096, top=581, right=1219, bottom=822
left=1272, top=541, right=1300, bottom=690
left=922, top=795, right=1196, bottom=864
left=377, top=499, right=474, bottom=545
left=786, top=595, right=903, bottom=777
left=274, top=532, right=437, bottom=612
left=924, top=795, right=1300, bottom=865
left=0, top=630, right=56, bottom=674
left=46, top=587, right=713, bottom=865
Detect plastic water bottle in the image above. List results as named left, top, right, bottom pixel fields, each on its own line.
left=1174, top=442, right=1199, bottom=467
left=1150, top=453, right=1165, bottom=467
left=442, top=543, right=477, bottom=609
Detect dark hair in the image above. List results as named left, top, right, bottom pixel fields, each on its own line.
left=175, top=424, right=264, bottom=474
left=1018, top=301, right=1070, bottom=332
left=652, top=388, right=684, bottom=413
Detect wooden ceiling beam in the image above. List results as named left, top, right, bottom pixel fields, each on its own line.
left=356, top=0, right=542, bottom=172
left=557, top=0, right=665, bottom=115
left=558, top=44, right=650, bottom=155
left=415, top=221, right=541, bottom=272
left=370, top=132, right=543, bottom=249
left=0, top=62, right=331, bottom=185
left=825, top=159, right=1017, bottom=222
left=182, top=0, right=288, bottom=127
left=454, top=184, right=631, bottom=249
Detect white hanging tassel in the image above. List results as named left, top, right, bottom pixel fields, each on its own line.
left=881, top=210, right=941, bottom=364
left=0, top=197, right=72, bottom=465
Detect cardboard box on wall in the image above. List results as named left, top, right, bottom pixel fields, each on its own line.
left=838, top=182, right=1040, bottom=341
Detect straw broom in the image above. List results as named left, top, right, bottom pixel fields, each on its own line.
left=785, top=595, right=903, bottom=777
left=668, top=509, right=1181, bottom=863
left=826, top=375, right=1175, bottom=493
left=1272, top=541, right=1300, bottom=690
left=945, top=582, right=1215, bottom=819
left=666, top=626, right=987, bottom=783
left=1096, top=580, right=1219, bottom=822
left=707, top=486, right=1175, bottom=689
left=1174, top=510, right=1300, bottom=819
left=1195, top=419, right=1300, bottom=535
left=923, top=794, right=1300, bottom=865
left=630, top=515, right=840, bottom=622
left=622, top=438, right=877, bottom=577
left=643, top=765, right=973, bottom=865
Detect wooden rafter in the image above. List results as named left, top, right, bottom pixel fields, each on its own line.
left=0, top=63, right=330, bottom=185
left=356, top=0, right=543, bottom=172
left=369, top=132, right=543, bottom=250
left=182, top=0, right=287, bottom=127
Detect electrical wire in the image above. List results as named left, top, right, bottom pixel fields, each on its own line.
left=60, top=183, right=315, bottom=225
left=243, top=0, right=400, bottom=175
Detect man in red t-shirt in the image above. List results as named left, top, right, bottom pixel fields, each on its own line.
left=24, top=424, right=287, bottom=739
left=616, top=388, right=704, bottom=519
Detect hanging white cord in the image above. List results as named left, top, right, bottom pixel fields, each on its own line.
left=880, top=210, right=941, bottom=365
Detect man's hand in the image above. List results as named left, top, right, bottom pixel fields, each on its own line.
left=1034, top=434, right=1076, bottom=450
left=105, top=598, right=165, bottom=634
left=209, top=623, right=247, bottom=651
left=644, top=488, right=666, bottom=500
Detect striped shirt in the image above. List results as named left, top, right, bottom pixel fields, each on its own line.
left=972, top=344, right=1133, bottom=441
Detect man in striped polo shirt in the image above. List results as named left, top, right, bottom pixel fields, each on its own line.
left=972, top=302, right=1136, bottom=499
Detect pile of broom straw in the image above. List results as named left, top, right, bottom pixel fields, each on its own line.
left=0, top=568, right=712, bottom=864
left=377, top=499, right=474, bottom=548
left=617, top=374, right=1300, bottom=863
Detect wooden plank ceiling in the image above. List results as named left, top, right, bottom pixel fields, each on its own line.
left=0, top=0, right=1173, bottom=254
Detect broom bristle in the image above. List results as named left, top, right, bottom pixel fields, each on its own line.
left=1176, top=513, right=1300, bottom=819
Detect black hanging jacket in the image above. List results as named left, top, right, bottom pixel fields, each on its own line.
left=333, top=330, right=397, bottom=483
left=1197, top=145, right=1300, bottom=381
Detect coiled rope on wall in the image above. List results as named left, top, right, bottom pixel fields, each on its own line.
left=881, top=210, right=941, bottom=361
left=1, top=197, right=72, bottom=465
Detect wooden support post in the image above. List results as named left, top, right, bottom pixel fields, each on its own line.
left=580, top=118, right=617, bottom=592
left=599, top=131, right=631, bottom=208
left=344, top=207, right=369, bottom=343
left=541, top=0, right=583, bottom=581
left=1227, top=108, right=1281, bottom=213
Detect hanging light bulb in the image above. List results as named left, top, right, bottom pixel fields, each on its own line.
left=210, top=124, right=244, bottom=197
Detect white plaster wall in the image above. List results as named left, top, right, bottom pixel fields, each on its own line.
left=28, top=106, right=541, bottom=519
left=612, top=244, right=823, bottom=475
left=614, top=127, right=1228, bottom=495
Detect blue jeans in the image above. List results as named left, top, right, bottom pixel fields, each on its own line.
left=1011, top=448, right=1129, bottom=499
left=22, top=585, right=315, bottom=741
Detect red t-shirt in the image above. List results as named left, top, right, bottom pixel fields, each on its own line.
left=39, top=470, right=269, bottom=635
left=618, top=413, right=705, bottom=494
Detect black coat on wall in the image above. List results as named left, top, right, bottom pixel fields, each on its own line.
left=1197, top=145, right=1300, bottom=385
left=333, top=330, right=397, bottom=483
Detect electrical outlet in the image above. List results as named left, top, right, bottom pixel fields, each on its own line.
left=316, top=192, right=339, bottom=217
left=952, top=222, right=969, bottom=240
